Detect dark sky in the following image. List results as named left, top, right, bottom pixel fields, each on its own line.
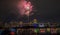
left=30, top=0, right=60, bottom=22
left=0, top=0, right=60, bottom=22
left=31, top=0, right=60, bottom=17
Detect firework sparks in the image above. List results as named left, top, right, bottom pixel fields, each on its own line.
left=17, top=0, right=33, bottom=16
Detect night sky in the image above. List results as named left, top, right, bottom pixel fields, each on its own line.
left=0, top=0, right=60, bottom=22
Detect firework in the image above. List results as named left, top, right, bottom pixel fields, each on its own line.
left=17, top=0, right=33, bottom=16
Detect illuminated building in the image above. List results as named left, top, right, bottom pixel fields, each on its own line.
left=32, top=19, right=38, bottom=28
left=29, top=21, right=32, bottom=26
left=47, top=28, right=50, bottom=32
left=57, top=28, right=60, bottom=33
left=50, top=28, right=57, bottom=34
left=17, top=28, right=24, bottom=35
left=33, top=19, right=37, bottom=23
left=39, top=23, right=45, bottom=27
left=34, top=28, right=39, bottom=33
left=19, top=21, right=23, bottom=27
left=32, top=23, right=38, bottom=28
left=39, top=28, right=46, bottom=33
left=10, top=28, right=16, bottom=35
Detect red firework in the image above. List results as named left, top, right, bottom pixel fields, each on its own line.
left=17, top=0, right=33, bottom=16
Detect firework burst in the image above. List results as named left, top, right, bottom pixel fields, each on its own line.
left=17, top=0, right=33, bottom=16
